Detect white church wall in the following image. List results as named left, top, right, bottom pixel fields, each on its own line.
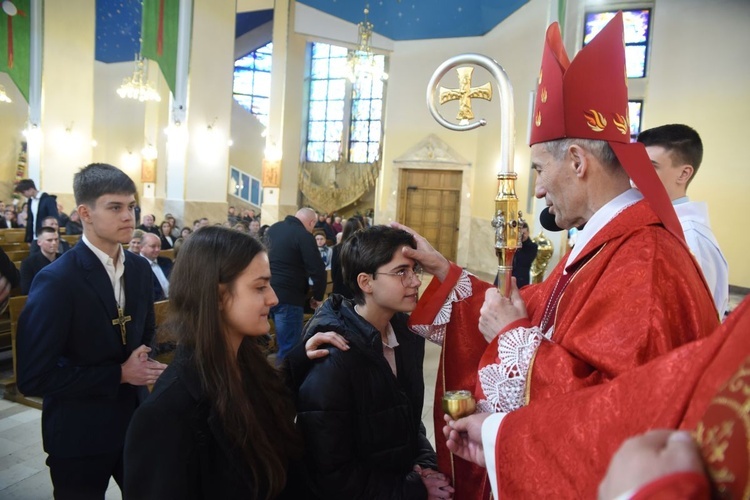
left=638, top=0, right=749, bottom=287
left=381, top=0, right=549, bottom=274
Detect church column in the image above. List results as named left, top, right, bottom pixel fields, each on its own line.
left=38, top=0, right=95, bottom=208
left=260, top=0, right=306, bottom=225
left=163, top=0, right=235, bottom=227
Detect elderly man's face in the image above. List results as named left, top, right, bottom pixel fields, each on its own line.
left=140, top=235, right=161, bottom=260
left=531, top=143, right=585, bottom=230
left=143, top=214, right=155, bottom=227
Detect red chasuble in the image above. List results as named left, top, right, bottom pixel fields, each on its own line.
left=408, top=200, right=718, bottom=500
left=492, top=295, right=750, bottom=498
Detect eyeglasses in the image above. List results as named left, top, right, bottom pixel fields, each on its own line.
left=373, top=265, right=424, bottom=287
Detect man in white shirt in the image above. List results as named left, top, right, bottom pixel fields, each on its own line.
left=14, top=178, right=59, bottom=244
left=140, top=232, right=172, bottom=300
left=638, top=124, right=729, bottom=318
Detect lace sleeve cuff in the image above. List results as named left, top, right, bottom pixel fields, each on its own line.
left=476, top=325, right=547, bottom=413
left=409, top=269, right=473, bottom=345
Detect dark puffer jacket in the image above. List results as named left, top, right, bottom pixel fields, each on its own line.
left=295, top=295, right=437, bottom=499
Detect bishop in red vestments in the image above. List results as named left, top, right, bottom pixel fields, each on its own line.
left=404, top=13, right=718, bottom=499
left=451, top=294, right=750, bottom=498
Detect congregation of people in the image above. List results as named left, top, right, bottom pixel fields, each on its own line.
left=1, top=12, right=745, bottom=500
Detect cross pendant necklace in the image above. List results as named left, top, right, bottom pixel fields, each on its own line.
left=111, top=276, right=131, bottom=345
left=113, top=308, right=132, bottom=345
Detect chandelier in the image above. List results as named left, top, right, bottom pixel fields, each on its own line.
left=0, top=84, right=11, bottom=103
left=347, top=4, right=388, bottom=91
left=117, top=53, right=161, bottom=102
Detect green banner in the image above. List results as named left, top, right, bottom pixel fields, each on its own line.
left=141, top=0, right=182, bottom=97
left=0, top=0, right=31, bottom=103
left=557, top=0, right=567, bottom=33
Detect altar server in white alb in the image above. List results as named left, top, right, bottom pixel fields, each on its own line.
left=638, top=124, right=729, bottom=318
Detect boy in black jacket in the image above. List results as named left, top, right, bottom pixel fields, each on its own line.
left=295, top=226, right=453, bottom=499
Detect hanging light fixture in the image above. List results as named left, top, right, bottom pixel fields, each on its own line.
left=0, top=84, right=11, bottom=103
left=347, top=4, right=388, bottom=92
left=117, top=52, right=161, bottom=102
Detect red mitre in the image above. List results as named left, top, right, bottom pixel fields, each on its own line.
left=530, top=12, right=684, bottom=242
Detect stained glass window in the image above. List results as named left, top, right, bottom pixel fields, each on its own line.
left=628, top=100, right=643, bottom=141
left=233, top=42, right=273, bottom=127
left=584, top=9, right=651, bottom=78
left=306, top=42, right=386, bottom=163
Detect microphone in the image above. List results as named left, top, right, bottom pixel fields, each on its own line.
left=539, top=207, right=564, bottom=232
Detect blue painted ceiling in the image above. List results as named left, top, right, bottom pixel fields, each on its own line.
left=297, top=0, right=530, bottom=40
left=95, top=0, right=529, bottom=63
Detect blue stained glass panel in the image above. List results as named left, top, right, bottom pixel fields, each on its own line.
left=310, top=101, right=327, bottom=121
left=370, top=99, right=382, bottom=120
left=369, top=121, right=381, bottom=142
left=358, top=81, right=373, bottom=99
left=312, top=43, right=329, bottom=59
left=254, top=44, right=273, bottom=71
left=329, top=58, right=349, bottom=79
left=325, top=121, right=343, bottom=142
left=307, top=142, right=324, bottom=162
left=308, top=122, right=325, bottom=142
left=328, top=79, right=346, bottom=99
left=327, top=100, right=345, bottom=121
left=253, top=72, right=271, bottom=96
left=628, top=100, right=643, bottom=138
left=368, top=143, right=380, bottom=163
left=350, top=142, right=367, bottom=163
left=324, top=142, right=341, bottom=162
left=584, top=9, right=650, bottom=79
left=310, top=80, right=329, bottom=100
left=311, top=58, right=329, bottom=79
left=625, top=45, right=646, bottom=79
left=352, top=100, right=369, bottom=120
left=623, top=11, right=650, bottom=44
left=351, top=121, right=369, bottom=141
left=330, top=45, right=348, bottom=58
left=233, top=70, right=253, bottom=93
left=233, top=94, right=253, bottom=113
left=253, top=97, right=269, bottom=117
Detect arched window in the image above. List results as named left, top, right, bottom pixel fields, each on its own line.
left=306, top=42, right=386, bottom=164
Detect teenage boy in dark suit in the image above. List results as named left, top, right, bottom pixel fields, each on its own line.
left=17, top=163, right=167, bottom=499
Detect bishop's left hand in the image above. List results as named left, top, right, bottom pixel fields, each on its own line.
left=478, top=279, right=528, bottom=342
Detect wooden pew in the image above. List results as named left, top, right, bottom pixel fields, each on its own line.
left=5, top=249, right=29, bottom=262
left=0, top=242, right=27, bottom=252
left=160, top=248, right=175, bottom=261
left=61, top=234, right=80, bottom=247
left=0, top=229, right=27, bottom=244
left=0, top=296, right=42, bottom=409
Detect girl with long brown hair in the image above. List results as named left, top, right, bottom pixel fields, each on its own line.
left=124, top=226, right=342, bottom=499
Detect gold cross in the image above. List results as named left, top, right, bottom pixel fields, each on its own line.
left=112, top=307, right=132, bottom=345
left=439, top=66, right=493, bottom=121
